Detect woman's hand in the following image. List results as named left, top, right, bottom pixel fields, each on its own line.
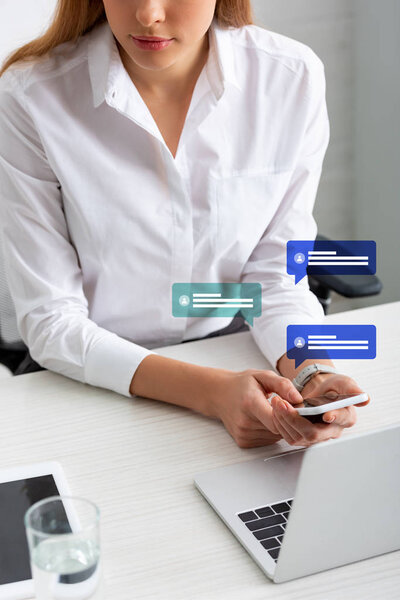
left=209, top=369, right=304, bottom=448
left=270, top=373, right=370, bottom=447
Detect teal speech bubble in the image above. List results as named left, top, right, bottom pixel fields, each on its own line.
left=172, top=282, right=262, bottom=326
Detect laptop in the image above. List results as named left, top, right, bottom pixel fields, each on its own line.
left=194, top=423, right=400, bottom=583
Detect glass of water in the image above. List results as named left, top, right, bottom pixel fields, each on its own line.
left=24, top=496, right=102, bottom=600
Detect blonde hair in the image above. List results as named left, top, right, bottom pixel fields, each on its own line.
left=0, top=0, right=253, bottom=77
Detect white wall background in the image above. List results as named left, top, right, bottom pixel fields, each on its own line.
left=252, top=0, right=357, bottom=312
left=1, top=1, right=399, bottom=312
left=252, top=1, right=355, bottom=240
left=252, top=0, right=400, bottom=310
left=0, top=0, right=57, bottom=61
left=353, top=0, right=400, bottom=307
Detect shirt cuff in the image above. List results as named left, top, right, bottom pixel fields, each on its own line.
left=250, top=308, right=325, bottom=372
left=84, top=332, right=157, bottom=398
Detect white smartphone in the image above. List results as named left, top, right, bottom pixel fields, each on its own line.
left=268, top=392, right=369, bottom=423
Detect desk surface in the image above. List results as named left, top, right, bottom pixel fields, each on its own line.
left=1, top=301, right=399, bottom=599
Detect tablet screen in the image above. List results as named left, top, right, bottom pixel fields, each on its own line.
left=0, top=474, right=61, bottom=585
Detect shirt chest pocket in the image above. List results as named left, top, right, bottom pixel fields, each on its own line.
left=214, top=170, right=294, bottom=266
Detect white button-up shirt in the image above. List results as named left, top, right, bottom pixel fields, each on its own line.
left=0, top=17, right=328, bottom=398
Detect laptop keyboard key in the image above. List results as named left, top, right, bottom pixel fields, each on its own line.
left=245, top=514, right=285, bottom=531
left=241, top=498, right=294, bottom=556
left=253, top=525, right=284, bottom=540
left=238, top=511, right=258, bottom=522
left=254, top=506, right=274, bottom=518
left=271, top=501, right=291, bottom=513
left=268, top=547, right=280, bottom=560
left=260, top=537, right=280, bottom=550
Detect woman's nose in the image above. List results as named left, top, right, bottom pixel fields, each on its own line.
left=135, top=0, right=166, bottom=28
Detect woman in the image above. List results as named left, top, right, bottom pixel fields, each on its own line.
left=0, top=0, right=369, bottom=448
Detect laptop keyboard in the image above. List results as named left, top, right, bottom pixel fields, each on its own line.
left=237, top=498, right=293, bottom=562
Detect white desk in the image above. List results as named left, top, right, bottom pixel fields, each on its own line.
left=1, top=301, right=399, bottom=599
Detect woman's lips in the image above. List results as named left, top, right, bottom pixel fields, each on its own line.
left=130, top=36, right=174, bottom=51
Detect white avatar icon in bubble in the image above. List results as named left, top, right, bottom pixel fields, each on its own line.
left=294, top=336, right=306, bottom=349
left=179, top=294, right=190, bottom=307
left=294, top=252, right=306, bottom=265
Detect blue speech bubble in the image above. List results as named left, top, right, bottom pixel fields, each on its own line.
left=287, top=324, right=376, bottom=368
left=172, top=282, right=262, bottom=326
left=287, top=240, right=376, bottom=284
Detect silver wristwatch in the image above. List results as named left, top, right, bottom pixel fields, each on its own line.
left=292, top=363, right=338, bottom=392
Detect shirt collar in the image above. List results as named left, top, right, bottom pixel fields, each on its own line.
left=87, top=17, right=241, bottom=109
left=207, top=17, right=242, bottom=99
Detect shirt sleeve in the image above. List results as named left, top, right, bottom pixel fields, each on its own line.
left=0, top=70, right=157, bottom=398
left=240, top=53, right=330, bottom=370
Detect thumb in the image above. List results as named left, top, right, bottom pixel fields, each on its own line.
left=253, top=370, right=303, bottom=405
left=251, top=389, right=281, bottom=435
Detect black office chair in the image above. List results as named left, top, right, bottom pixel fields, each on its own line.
left=0, top=272, right=34, bottom=374
left=0, top=249, right=44, bottom=375
left=0, top=234, right=382, bottom=376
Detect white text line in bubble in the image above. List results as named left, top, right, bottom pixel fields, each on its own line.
left=192, top=293, right=222, bottom=297
left=193, top=303, right=254, bottom=308
left=307, top=261, right=369, bottom=266
left=192, top=298, right=253, bottom=302
left=308, top=345, right=369, bottom=350
left=308, top=339, right=369, bottom=344
left=193, top=302, right=254, bottom=305
left=308, top=256, right=369, bottom=261
left=308, top=251, right=337, bottom=255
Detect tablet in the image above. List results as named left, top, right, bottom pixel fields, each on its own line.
left=0, top=461, right=72, bottom=600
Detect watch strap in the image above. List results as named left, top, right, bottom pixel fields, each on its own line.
left=292, top=363, right=338, bottom=391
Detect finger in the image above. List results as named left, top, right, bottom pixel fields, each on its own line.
left=271, top=413, right=298, bottom=445
left=273, top=401, right=344, bottom=444
left=280, top=409, right=340, bottom=443
left=271, top=397, right=311, bottom=442
left=272, top=406, right=304, bottom=444
left=250, top=391, right=281, bottom=435
left=271, top=397, right=319, bottom=439
left=319, top=376, right=367, bottom=403
left=355, top=393, right=370, bottom=407
left=253, top=371, right=303, bottom=405
left=322, top=405, right=357, bottom=426
left=319, top=388, right=370, bottom=422
left=327, top=386, right=370, bottom=409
